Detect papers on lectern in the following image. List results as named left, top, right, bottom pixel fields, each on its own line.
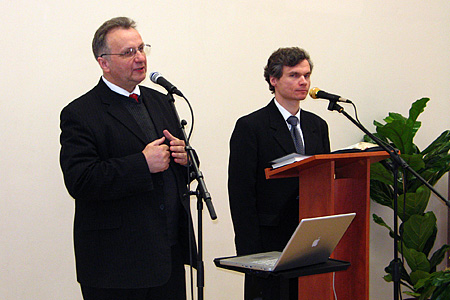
left=270, top=153, right=311, bottom=169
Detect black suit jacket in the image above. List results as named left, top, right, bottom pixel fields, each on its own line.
left=60, top=79, right=194, bottom=289
left=228, top=99, right=330, bottom=256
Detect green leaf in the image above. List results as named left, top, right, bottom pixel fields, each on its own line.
left=421, top=130, right=450, bottom=187
left=402, top=245, right=431, bottom=273
left=422, top=130, right=450, bottom=157
left=377, top=119, right=415, bottom=154
left=402, top=212, right=436, bottom=252
left=432, top=284, right=450, bottom=300
left=407, top=98, right=429, bottom=138
left=373, top=214, right=395, bottom=237
left=383, top=259, right=413, bottom=286
left=431, top=271, right=450, bottom=286
left=370, top=180, right=394, bottom=208
left=364, top=130, right=389, bottom=144
left=370, top=162, right=394, bottom=185
left=371, top=98, right=429, bottom=155
left=404, top=291, right=421, bottom=298
left=429, top=244, right=450, bottom=271
left=400, top=154, right=428, bottom=192
left=414, top=272, right=436, bottom=300
left=422, top=226, right=438, bottom=258
left=385, top=112, right=407, bottom=123
left=411, top=270, right=431, bottom=285
left=420, top=286, right=437, bottom=300
left=373, top=119, right=385, bottom=128
left=429, top=271, right=450, bottom=300
left=415, top=272, right=433, bottom=289
left=401, top=153, right=426, bottom=171
left=397, top=186, right=432, bottom=222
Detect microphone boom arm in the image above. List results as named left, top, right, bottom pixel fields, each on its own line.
left=327, top=101, right=449, bottom=207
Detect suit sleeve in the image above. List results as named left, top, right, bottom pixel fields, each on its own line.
left=228, top=117, right=263, bottom=255
left=59, top=106, right=154, bottom=202
left=302, top=111, right=331, bottom=155
left=321, top=120, right=331, bottom=153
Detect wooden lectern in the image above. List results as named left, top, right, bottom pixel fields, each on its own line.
left=265, top=151, right=389, bottom=300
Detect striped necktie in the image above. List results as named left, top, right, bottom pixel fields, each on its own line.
left=287, top=115, right=305, bottom=154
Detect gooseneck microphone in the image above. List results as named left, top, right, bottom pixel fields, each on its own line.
left=150, top=72, right=184, bottom=97
left=309, top=87, right=352, bottom=103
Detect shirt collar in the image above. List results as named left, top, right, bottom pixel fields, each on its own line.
left=102, top=76, right=141, bottom=98
left=273, top=98, right=301, bottom=124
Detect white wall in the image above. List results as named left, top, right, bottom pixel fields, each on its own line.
left=1, top=1, right=449, bottom=299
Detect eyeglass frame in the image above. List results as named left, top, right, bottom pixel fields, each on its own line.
left=99, top=44, right=151, bottom=59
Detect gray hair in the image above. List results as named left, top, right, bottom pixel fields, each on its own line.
left=92, top=17, right=136, bottom=59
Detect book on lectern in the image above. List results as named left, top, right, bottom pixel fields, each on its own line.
left=270, top=153, right=311, bottom=169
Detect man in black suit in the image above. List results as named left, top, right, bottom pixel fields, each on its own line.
left=228, top=47, right=330, bottom=300
left=60, top=17, right=194, bottom=300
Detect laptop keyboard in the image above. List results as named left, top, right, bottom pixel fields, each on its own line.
left=251, top=258, right=278, bottom=266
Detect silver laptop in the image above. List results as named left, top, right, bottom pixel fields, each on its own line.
left=220, top=212, right=356, bottom=272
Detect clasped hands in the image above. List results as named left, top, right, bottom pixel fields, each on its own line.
left=142, top=129, right=188, bottom=173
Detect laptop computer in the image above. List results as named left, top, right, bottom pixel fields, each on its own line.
left=220, top=212, right=356, bottom=272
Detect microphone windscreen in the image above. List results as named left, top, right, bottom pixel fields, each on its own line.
left=150, top=72, right=161, bottom=83
left=309, top=87, right=320, bottom=99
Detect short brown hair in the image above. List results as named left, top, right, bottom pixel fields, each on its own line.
left=264, top=47, right=313, bottom=93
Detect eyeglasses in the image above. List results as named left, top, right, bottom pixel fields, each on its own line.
left=99, top=44, right=151, bottom=59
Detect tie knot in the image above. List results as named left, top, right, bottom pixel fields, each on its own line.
left=287, top=116, right=299, bottom=126
left=129, top=93, right=139, bottom=103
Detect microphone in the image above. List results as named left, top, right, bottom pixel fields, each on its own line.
left=309, top=87, right=352, bottom=103
left=150, top=72, right=184, bottom=97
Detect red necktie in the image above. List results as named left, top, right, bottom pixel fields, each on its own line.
left=129, top=93, right=139, bottom=103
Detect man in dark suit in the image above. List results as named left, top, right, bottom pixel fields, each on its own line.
left=60, top=17, right=194, bottom=300
left=228, top=47, right=330, bottom=300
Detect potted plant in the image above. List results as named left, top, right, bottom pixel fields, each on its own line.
left=364, top=97, right=450, bottom=299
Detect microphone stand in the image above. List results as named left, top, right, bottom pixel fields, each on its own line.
left=326, top=100, right=450, bottom=300
left=166, top=92, right=217, bottom=300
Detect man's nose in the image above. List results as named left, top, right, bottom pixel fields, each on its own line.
left=134, top=50, right=146, bottom=61
left=298, top=76, right=307, bottom=84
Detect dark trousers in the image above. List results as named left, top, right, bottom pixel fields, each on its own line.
left=81, top=244, right=186, bottom=300
left=244, top=274, right=298, bottom=300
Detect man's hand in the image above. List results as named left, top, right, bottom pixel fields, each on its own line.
left=142, top=136, right=170, bottom=173
left=142, top=130, right=188, bottom=173
left=163, top=130, right=188, bottom=166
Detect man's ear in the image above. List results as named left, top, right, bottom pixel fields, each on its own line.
left=97, top=57, right=110, bottom=73
left=269, top=76, right=278, bottom=88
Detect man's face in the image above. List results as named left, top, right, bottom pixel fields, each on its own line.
left=98, top=28, right=147, bottom=92
left=270, top=59, right=311, bottom=104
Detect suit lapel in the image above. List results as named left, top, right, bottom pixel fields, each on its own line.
left=267, top=100, right=321, bottom=155
left=141, top=92, right=167, bottom=137
left=94, top=80, right=148, bottom=144
left=267, top=100, right=297, bottom=154
left=300, top=110, right=319, bottom=154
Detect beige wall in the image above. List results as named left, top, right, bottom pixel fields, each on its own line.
left=1, top=1, right=449, bottom=299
